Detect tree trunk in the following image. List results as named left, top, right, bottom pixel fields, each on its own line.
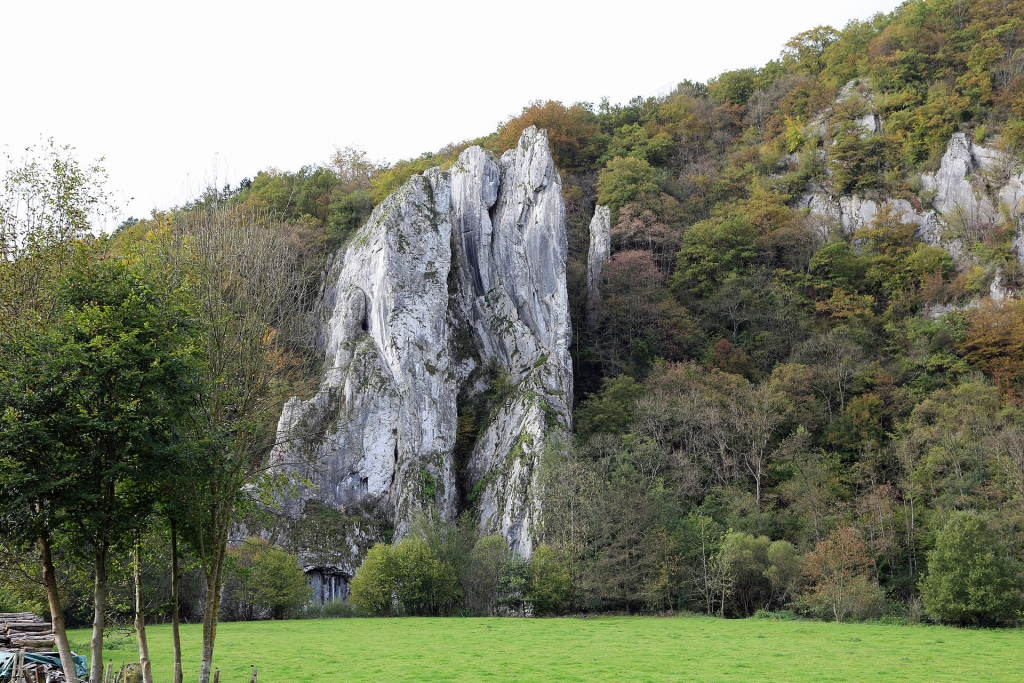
left=39, top=534, right=78, bottom=683
left=90, top=541, right=109, bottom=683
left=199, top=540, right=226, bottom=683
left=199, top=577, right=218, bottom=683
left=754, top=468, right=762, bottom=514
left=134, top=538, right=153, bottom=683
left=171, top=522, right=183, bottom=683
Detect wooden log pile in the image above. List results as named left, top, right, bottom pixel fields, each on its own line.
left=4, top=649, right=69, bottom=683
left=0, top=615, right=54, bottom=652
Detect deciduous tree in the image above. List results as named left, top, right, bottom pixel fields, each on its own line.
left=160, top=204, right=313, bottom=683
left=920, top=511, right=1022, bottom=625
left=800, top=526, right=882, bottom=622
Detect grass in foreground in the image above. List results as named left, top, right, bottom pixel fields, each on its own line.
left=69, top=615, right=1022, bottom=683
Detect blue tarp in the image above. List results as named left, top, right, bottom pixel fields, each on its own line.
left=0, top=650, right=88, bottom=681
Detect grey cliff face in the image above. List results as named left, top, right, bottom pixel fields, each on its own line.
left=920, top=132, right=1024, bottom=258
left=274, top=168, right=459, bottom=532
left=797, top=192, right=932, bottom=241
left=800, top=132, right=1024, bottom=262
left=586, top=205, right=611, bottom=329
left=272, top=127, right=572, bottom=561
left=798, top=81, right=1024, bottom=259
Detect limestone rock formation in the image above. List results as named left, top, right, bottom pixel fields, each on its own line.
left=921, top=132, right=1024, bottom=257
left=800, top=132, right=1024, bottom=261
left=271, top=127, right=572, bottom=567
left=273, top=167, right=460, bottom=528
left=586, top=205, right=611, bottom=329
left=797, top=192, right=932, bottom=240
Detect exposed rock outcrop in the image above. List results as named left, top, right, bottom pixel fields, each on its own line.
left=921, top=133, right=1024, bottom=258
left=273, top=167, right=460, bottom=530
left=586, top=205, right=610, bottom=329
left=800, top=132, right=1024, bottom=261
left=797, top=193, right=935, bottom=243
left=271, top=127, right=572, bottom=566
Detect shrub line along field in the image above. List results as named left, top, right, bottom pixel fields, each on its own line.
left=70, top=617, right=1022, bottom=683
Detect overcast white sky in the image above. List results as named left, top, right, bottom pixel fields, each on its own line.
left=1, top=0, right=904, bottom=219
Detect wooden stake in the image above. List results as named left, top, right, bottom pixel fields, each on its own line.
left=212, top=669, right=219, bottom=683
left=105, top=661, right=113, bottom=683
left=250, top=666, right=258, bottom=683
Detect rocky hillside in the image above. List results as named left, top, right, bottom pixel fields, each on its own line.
left=800, top=80, right=1024, bottom=297
left=225, top=0, right=1024, bottom=615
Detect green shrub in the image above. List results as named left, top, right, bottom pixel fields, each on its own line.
left=327, top=189, right=373, bottom=246
left=392, top=536, right=461, bottom=615
left=527, top=545, right=571, bottom=616
left=349, top=544, right=396, bottom=616
left=248, top=542, right=314, bottom=620
left=0, top=587, right=44, bottom=617
left=222, top=538, right=312, bottom=620
left=723, top=533, right=772, bottom=616
left=708, top=68, right=757, bottom=105
left=321, top=597, right=357, bottom=618
left=297, top=596, right=359, bottom=619
left=349, top=538, right=461, bottom=616
left=462, top=535, right=512, bottom=615
left=574, top=375, right=644, bottom=438
left=596, top=156, right=659, bottom=212
left=752, top=609, right=800, bottom=620
left=765, top=540, right=802, bottom=606
left=1004, top=118, right=1024, bottom=158
left=919, top=511, right=1023, bottom=626
left=496, top=555, right=530, bottom=616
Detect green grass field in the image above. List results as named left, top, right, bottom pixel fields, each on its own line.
left=69, top=616, right=1023, bottom=683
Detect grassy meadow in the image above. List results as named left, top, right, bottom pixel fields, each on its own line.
left=68, top=616, right=1023, bottom=682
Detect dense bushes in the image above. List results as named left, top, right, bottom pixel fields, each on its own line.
left=221, top=538, right=312, bottom=621
left=919, top=512, right=1023, bottom=625
left=538, top=356, right=1024, bottom=623
left=349, top=537, right=460, bottom=617
left=527, top=546, right=573, bottom=616
left=348, top=518, right=572, bottom=617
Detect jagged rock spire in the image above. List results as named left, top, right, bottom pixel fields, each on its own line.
left=587, top=204, right=611, bottom=330
left=271, top=126, right=572, bottom=561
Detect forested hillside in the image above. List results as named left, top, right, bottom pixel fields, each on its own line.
left=5, top=0, right=1024, bottom=648
left=221, top=0, right=1024, bottom=623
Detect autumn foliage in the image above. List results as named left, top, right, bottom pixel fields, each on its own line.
left=960, top=300, right=1024, bottom=401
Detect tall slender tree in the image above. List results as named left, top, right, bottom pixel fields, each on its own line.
left=159, top=205, right=313, bottom=683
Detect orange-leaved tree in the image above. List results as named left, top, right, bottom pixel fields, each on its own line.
left=800, top=526, right=884, bottom=622
left=959, top=299, right=1024, bottom=401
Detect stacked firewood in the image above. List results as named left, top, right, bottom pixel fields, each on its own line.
left=5, top=649, right=66, bottom=683
left=0, top=615, right=54, bottom=652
